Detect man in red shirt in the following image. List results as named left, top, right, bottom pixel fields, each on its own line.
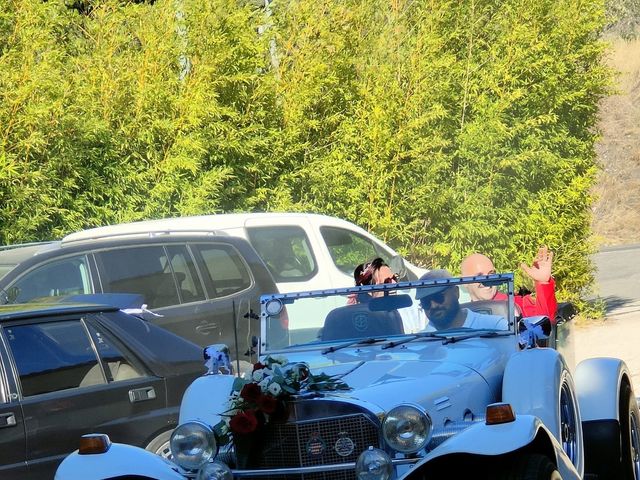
left=460, top=246, right=558, bottom=322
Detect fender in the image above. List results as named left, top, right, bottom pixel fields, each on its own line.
left=503, top=349, right=568, bottom=438
left=398, top=416, right=580, bottom=480
left=179, top=374, right=235, bottom=425
left=574, top=357, right=631, bottom=422
left=55, top=443, right=184, bottom=480
left=501, top=348, right=584, bottom=477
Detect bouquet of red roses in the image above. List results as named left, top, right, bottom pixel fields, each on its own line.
left=213, top=355, right=349, bottom=446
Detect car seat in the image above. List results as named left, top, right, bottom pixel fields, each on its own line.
left=79, top=361, right=141, bottom=387
left=321, top=303, right=404, bottom=341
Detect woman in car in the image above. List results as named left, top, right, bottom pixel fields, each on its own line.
left=348, top=257, right=425, bottom=332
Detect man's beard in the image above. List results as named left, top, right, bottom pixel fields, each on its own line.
left=429, top=299, right=459, bottom=327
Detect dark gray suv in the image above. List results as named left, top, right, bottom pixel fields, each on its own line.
left=0, top=235, right=282, bottom=367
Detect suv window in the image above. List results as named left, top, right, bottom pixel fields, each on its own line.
left=95, top=246, right=179, bottom=309
left=166, top=245, right=205, bottom=304
left=320, top=227, right=392, bottom=275
left=246, top=226, right=316, bottom=282
left=9, top=257, right=92, bottom=303
left=193, top=244, right=252, bottom=298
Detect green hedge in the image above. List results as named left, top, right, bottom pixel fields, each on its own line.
left=0, top=0, right=610, bottom=311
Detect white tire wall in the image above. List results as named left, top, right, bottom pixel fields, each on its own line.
left=503, top=348, right=584, bottom=477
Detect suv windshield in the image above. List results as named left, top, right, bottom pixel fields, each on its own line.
left=261, top=274, right=515, bottom=351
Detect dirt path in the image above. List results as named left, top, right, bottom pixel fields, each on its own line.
left=573, top=311, right=640, bottom=394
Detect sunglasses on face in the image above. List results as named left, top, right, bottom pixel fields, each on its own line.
left=420, top=291, right=446, bottom=307
left=382, top=274, right=399, bottom=284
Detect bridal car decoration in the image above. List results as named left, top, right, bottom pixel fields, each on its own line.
left=212, top=355, right=350, bottom=448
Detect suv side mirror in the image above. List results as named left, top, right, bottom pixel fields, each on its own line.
left=389, top=255, right=408, bottom=281
left=3, top=286, right=20, bottom=304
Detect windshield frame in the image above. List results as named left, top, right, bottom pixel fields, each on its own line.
left=260, top=273, right=516, bottom=354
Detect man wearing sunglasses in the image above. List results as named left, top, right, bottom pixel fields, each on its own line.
left=460, top=246, right=557, bottom=322
left=416, top=269, right=508, bottom=331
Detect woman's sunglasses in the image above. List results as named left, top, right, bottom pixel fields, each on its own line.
left=383, top=274, right=399, bottom=284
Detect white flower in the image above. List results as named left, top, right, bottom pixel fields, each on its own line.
left=253, top=369, right=265, bottom=382
left=268, top=382, right=282, bottom=396
left=258, top=377, right=270, bottom=392
left=272, top=355, right=288, bottom=365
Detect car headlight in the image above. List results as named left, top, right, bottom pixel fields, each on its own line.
left=170, top=421, right=217, bottom=470
left=356, top=446, right=393, bottom=480
left=196, top=460, right=233, bottom=480
left=382, top=404, right=432, bottom=453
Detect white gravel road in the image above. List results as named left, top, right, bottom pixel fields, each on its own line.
left=573, top=311, right=640, bottom=394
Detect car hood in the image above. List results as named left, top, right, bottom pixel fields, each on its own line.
left=282, top=336, right=515, bottom=415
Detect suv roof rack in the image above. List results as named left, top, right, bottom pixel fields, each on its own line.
left=60, top=229, right=229, bottom=245
left=0, top=241, right=55, bottom=252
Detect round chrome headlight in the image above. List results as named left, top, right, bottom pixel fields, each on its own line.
left=382, top=404, right=432, bottom=453
left=170, top=421, right=217, bottom=470
left=196, top=460, right=233, bottom=480
left=355, top=446, right=393, bottom=480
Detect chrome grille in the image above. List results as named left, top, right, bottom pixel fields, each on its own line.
left=257, top=413, right=380, bottom=480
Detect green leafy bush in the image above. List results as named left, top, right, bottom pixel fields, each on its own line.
left=0, top=0, right=610, bottom=311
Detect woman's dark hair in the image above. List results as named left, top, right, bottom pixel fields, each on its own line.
left=353, top=257, right=387, bottom=286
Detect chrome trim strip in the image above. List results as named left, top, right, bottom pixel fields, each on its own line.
left=231, top=458, right=418, bottom=477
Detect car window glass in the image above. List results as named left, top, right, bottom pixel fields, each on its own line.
left=85, top=322, right=145, bottom=382
left=4, top=320, right=103, bottom=397
left=193, top=244, right=251, bottom=298
left=95, top=246, right=179, bottom=309
left=166, top=245, right=205, bottom=304
left=246, top=226, right=316, bottom=282
left=9, top=257, right=92, bottom=303
left=320, top=227, right=392, bottom=275
left=100, top=310, right=202, bottom=368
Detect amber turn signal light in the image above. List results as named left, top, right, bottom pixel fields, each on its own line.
left=79, top=434, right=112, bottom=455
left=485, top=403, right=516, bottom=425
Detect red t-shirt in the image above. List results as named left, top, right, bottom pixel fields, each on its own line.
left=494, top=278, right=557, bottom=322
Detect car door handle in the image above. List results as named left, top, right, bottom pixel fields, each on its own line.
left=0, top=412, right=16, bottom=428
left=128, top=386, right=156, bottom=403
left=195, top=323, right=218, bottom=335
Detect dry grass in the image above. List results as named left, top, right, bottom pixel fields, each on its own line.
left=592, top=36, right=640, bottom=246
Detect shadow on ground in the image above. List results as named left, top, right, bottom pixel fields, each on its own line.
left=600, top=295, right=635, bottom=313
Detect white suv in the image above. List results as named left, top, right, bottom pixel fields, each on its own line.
left=62, top=212, right=427, bottom=294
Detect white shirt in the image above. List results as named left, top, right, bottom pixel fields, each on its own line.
left=423, top=308, right=508, bottom=332
left=462, top=308, right=509, bottom=330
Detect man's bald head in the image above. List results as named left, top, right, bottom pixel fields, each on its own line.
left=460, top=253, right=497, bottom=301
left=461, top=253, right=495, bottom=277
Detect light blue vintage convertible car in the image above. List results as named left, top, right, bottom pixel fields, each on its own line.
left=55, top=274, right=639, bottom=480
